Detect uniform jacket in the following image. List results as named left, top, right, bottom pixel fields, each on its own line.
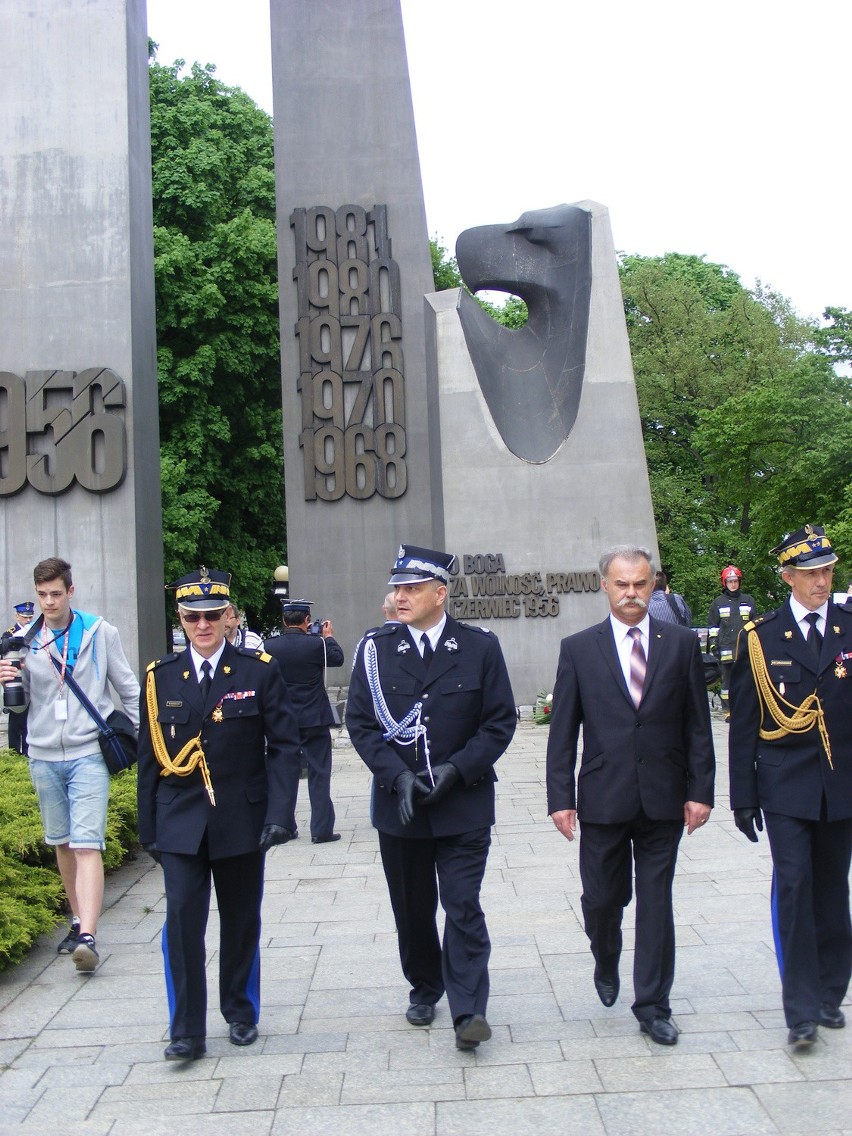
left=707, top=591, right=757, bottom=659
left=728, top=600, right=852, bottom=821
left=545, top=618, right=715, bottom=823
left=345, top=615, right=516, bottom=838
left=137, top=641, right=302, bottom=857
left=262, top=628, right=344, bottom=730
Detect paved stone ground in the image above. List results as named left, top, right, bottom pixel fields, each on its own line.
left=1, top=713, right=851, bottom=1135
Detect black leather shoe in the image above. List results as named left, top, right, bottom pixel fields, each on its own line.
left=454, top=1013, right=492, bottom=1050
left=229, top=1022, right=258, bottom=1046
left=311, top=833, right=341, bottom=844
left=164, top=1037, right=206, bottom=1061
left=594, top=968, right=619, bottom=1007
left=819, top=1004, right=845, bottom=1029
left=640, top=1018, right=679, bottom=1046
left=405, top=1003, right=436, bottom=1026
left=788, top=1021, right=818, bottom=1048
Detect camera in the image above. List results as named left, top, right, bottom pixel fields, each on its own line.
left=0, top=635, right=29, bottom=712
left=309, top=618, right=326, bottom=636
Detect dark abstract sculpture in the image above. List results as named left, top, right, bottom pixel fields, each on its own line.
left=455, top=204, right=592, bottom=463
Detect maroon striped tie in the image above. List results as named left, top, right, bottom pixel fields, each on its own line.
left=628, top=627, right=646, bottom=708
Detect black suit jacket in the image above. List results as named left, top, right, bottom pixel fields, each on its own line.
left=346, top=615, right=516, bottom=838
left=729, top=600, right=852, bottom=821
left=546, top=617, right=715, bottom=823
left=137, top=642, right=302, bottom=857
left=262, top=629, right=344, bottom=730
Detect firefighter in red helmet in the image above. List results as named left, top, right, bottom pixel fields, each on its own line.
left=707, top=566, right=756, bottom=720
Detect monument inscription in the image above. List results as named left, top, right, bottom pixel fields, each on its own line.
left=0, top=367, right=127, bottom=496
left=291, top=203, right=407, bottom=502
left=448, top=551, right=600, bottom=621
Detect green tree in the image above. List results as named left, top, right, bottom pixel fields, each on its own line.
left=149, top=55, right=284, bottom=629
left=619, top=253, right=851, bottom=616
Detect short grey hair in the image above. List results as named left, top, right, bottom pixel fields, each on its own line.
left=599, top=545, right=657, bottom=578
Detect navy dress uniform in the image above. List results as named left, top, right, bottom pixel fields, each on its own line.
left=346, top=545, right=516, bottom=1050
left=137, top=569, right=302, bottom=1061
left=1, top=601, right=34, bottom=754
left=729, top=525, right=852, bottom=1047
left=263, top=600, right=344, bottom=842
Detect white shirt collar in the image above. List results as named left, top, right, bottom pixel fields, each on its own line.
left=609, top=612, right=651, bottom=644
left=788, top=595, right=828, bottom=631
left=189, top=641, right=226, bottom=681
left=409, top=614, right=447, bottom=655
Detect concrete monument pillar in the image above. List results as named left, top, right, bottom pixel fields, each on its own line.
left=271, top=0, right=438, bottom=656
left=426, top=201, right=658, bottom=698
left=0, top=0, right=163, bottom=672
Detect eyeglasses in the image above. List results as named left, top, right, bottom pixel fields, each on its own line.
left=180, top=609, right=226, bottom=624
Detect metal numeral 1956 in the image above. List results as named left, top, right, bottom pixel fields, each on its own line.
left=0, top=368, right=127, bottom=496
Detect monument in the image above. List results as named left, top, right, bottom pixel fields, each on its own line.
left=272, top=0, right=657, bottom=699
left=0, top=0, right=162, bottom=673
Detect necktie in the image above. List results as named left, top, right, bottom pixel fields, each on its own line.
left=200, top=659, right=212, bottom=702
left=420, top=633, right=434, bottom=668
left=627, top=627, right=646, bottom=708
left=805, top=612, right=823, bottom=661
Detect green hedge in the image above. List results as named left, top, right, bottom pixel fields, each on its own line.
left=0, top=748, right=139, bottom=971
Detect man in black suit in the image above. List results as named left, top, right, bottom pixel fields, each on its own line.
left=346, top=544, right=516, bottom=1050
left=138, top=568, right=302, bottom=1062
left=546, top=545, right=715, bottom=1045
left=263, top=600, right=344, bottom=843
left=729, top=524, right=852, bottom=1049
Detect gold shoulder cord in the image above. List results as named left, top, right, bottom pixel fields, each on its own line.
left=145, top=669, right=216, bottom=805
left=746, top=625, right=833, bottom=770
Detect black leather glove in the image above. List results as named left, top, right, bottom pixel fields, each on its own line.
left=394, top=770, right=429, bottom=826
left=419, top=762, right=460, bottom=806
left=734, top=808, right=764, bottom=843
left=259, top=824, right=297, bottom=851
left=142, top=843, right=162, bottom=865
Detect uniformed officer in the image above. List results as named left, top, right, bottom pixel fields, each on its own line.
left=729, top=525, right=852, bottom=1049
left=263, top=599, right=344, bottom=843
left=1, top=601, right=35, bottom=754
left=346, top=544, right=516, bottom=1050
left=137, top=568, right=302, bottom=1062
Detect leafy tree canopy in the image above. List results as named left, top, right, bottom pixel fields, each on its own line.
left=149, top=52, right=284, bottom=631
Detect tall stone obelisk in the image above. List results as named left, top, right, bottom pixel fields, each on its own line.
left=0, top=0, right=162, bottom=672
left=271, top=0, right=438, bottom=654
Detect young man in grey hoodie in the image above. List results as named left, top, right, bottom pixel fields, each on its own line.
left=0, top=557, right=139, bottom=972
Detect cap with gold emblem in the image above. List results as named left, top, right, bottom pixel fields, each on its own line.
left=771, top=524, right=838, bottom=571
left=14, top=601, right=34, bottom=618
left=168, top=566, right=231, bottom=610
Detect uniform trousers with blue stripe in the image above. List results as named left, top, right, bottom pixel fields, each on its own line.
left=160, top=839, right=263, bottom=1039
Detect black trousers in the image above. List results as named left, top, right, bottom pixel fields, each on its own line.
left=160, top=840, right=264, bottom=1038
left=378, top=827, right=492, bottom=1023
left=764, top=810, right=852, bottom=1026
left=299, top=726, right=335, bottom=840
left=579, top=813, right=683, bottom=1021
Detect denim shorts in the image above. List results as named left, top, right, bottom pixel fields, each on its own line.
left=28, top=754, right=110, bottom=850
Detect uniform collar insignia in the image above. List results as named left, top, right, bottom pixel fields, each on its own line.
left=397, top=639, right=411, bottom=653
left=445, top=637, right=458, bottom=651
left=183, top=670, right=190, bottom=679
left=784, top=631, right=793, bottom=639
left=224, top=665, right=232, bottom=674
left=833, top=626, right=841, bottom=635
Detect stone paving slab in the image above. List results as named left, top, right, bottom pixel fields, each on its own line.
left=1, top=714, right=851, bottom=1135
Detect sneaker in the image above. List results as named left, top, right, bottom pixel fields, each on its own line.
left=71, top=933, right=99, bottom=973
left=57, top=921, right=81, bottom=954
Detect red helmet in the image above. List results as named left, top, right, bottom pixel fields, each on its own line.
left=721, top=565, right=742, bottom=584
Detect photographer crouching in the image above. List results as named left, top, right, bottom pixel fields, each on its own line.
left=263, top=600, right=344, bottom=843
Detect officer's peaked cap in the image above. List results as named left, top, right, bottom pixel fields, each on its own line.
left=771, top=525, right=838, bottom=571
left=389, top=544, right=456, bottom=586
